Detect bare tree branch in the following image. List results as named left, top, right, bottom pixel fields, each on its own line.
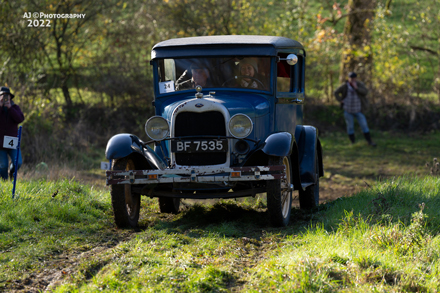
left=410, top=46, right=438, bottom=56
left=385, top=0, right=392, bottom=10
left=323, top=9, right=376, bottom=26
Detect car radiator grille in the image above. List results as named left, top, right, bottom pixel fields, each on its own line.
left=174, top=111, right=227, bottom=165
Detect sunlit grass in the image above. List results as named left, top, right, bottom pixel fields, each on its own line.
left=243, top=176, right=440, bottom=292
left=0, top=179, right=113, bottom=285
left=319, top=130, right=440, bottom=183
left=2, top=173, right=440, bottom=292
left=43, top=176, right=440, bottom=292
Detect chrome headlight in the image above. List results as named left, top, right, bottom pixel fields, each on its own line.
left=228, top=114, right=253, bottom=138
left=145, top=116, right=169, bottom=141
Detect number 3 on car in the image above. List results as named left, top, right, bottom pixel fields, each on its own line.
left=105, top=36, right=323, bottom=228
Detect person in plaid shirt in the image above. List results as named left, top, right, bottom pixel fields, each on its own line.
left=334, top=72, right=376, bottom=146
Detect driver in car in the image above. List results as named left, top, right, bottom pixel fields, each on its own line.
left=177, top=63, right=213, bottom=90
left=239, top=59, right=265, bottom=89
left=191, top=64, right=212, bottom=88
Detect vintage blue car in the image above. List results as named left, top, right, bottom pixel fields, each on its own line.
left=105, top=35, right=323, bottom=228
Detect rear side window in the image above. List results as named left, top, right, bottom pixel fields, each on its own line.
left=277, top=53, right=304, bottom=93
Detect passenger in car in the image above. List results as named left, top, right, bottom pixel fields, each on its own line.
left=239, top=59, right=265, bottom=89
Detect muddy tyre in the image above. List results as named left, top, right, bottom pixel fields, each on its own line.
left=158, top=197, right=181, bottom=214
left=299, top=152, right=320, bottom=209
left=111, top=157, right=141, bottom=228
left=267, top=156, right=292, bottom=227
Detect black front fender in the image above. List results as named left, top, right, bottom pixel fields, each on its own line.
left=294, top=125, right=322, bottom=188
left=261, top=132, right=293, bottom=157
left=105, top=133, right=167, bottom=170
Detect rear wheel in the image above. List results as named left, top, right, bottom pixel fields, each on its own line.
left=267, top=156, right=292, bottom=227
left=158, top=197, right=181, bottom=214
left=111, top=157, right=141, bottom=228
left=299, top=152, right=320, bottom=209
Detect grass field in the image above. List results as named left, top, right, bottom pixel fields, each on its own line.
left=1, top=131, right=439, bottom=292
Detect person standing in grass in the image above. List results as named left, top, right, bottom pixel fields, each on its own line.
left=334, top=72, right=376, bottom=146
left=0, top=87, right=24, bottom=180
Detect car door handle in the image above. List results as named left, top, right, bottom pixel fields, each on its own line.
left=290, top=98, right=303, bottom=104
left=276, top=97, right=304, bottom=104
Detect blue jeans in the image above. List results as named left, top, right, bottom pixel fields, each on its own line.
left=343, top=111, right=370, bottom=135
left=0, top=148, right=22, bottom=180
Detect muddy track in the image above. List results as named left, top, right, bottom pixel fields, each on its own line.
left=4, top=185, right=349, bottom=292
left=5, top=230, right=136, bottom=293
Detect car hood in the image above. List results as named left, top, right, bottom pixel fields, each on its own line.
left=161, top=93, right=270, bottom=121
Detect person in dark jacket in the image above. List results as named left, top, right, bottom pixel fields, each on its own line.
left=177, top=63, right=213, bottom=90
left=334, top=72, right=376, bottom=146
left=0, top=87, right=24, bottom=180
left=190, top=63, right=213, bottom=88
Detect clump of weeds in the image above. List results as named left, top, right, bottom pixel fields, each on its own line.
left=425, top=157, right=439, bottom=176
left=369, top=203, right=429, bottom=255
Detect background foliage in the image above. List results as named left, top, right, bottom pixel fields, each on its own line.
left=0, top=0, right=439, bottom=164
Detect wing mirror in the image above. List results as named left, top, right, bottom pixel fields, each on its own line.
left=279, top=54, right=298, bottom=66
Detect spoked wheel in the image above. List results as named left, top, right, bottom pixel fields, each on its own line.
left=267, top=156, right=292, bottom=227
left=111, top=157, right=141, bottom=228
left=299, top=152, right=320, bottom=209
left=158, top=197, right=181, bottom=214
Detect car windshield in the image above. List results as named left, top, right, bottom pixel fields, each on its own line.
left=156, top=57, right=271, bottom=94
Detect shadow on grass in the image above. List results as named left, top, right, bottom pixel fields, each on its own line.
left=136, top=199, right=324, bottom=241
left=138, top=175, right=440, bottom=242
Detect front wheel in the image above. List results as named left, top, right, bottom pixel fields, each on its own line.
left=299, top=152, right=320, bottom=209
left=111, top=157, right=141, bottom=228
left=267, top=156, right=292, bottom=227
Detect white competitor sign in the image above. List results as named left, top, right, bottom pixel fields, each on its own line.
left=159, top=81, right=175, bottom=94
left=3, top=136, right=18, bottom=149
left=101, top=161, right=111, bottom=170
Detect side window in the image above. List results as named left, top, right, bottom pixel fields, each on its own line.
left=277, top=55, right=291, bottom=92
left=295, top=55, right=304, bottom=93
left=164, top=59, right=176, bottom=82
left=276, top=53, right=304, bottom=93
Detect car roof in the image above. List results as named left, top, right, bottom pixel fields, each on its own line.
left=151, top=35, right=304, bottom=59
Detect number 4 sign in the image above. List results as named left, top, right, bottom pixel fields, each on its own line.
left=3, top=136, right=18, bottom=149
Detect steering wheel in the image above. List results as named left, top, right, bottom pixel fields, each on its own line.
left=222, top=75, right=265, bottom=88
left=176, top=79, right=192, bottom=90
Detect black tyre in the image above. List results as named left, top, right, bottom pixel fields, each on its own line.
left=299, top=152, right=320, bottom=209
left=267, top=156, right=292, bottom=227
left=111, top=157, right=141, bottom=228
left=158, top=197, right=181, bottom=214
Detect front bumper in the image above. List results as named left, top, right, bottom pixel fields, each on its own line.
left=106, top=165, right=285, bottom=185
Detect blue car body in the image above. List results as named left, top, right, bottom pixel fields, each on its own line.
left=106, top=35, right=323, bottom=227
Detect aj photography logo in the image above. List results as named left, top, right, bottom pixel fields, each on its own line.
left=23, top=12, right=86, bottom=27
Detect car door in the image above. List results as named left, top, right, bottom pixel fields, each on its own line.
left=275, top=52, right=305, bottom=134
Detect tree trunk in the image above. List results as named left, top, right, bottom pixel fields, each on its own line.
left=339, top=0, right=376, bottom=85
left=437, top=38, right=440, bottom=104
left=61, top=82, right=72, bottom=108
left=329, top=70, right=334, bottom=104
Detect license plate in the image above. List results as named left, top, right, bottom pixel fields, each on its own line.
left=171, top=139, right=228, bottom=153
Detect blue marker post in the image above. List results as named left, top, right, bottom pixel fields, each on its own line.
left=12, top=125, right=22, bottom=199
